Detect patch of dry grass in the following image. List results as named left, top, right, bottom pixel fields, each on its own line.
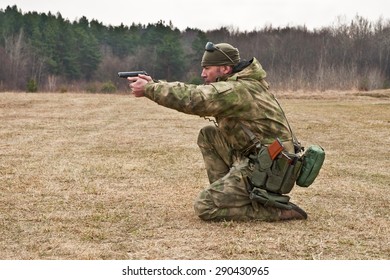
left=0, top=90, right=389, bottom=260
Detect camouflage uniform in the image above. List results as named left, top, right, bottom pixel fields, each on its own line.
left=144, top=58, right=294, bottom=221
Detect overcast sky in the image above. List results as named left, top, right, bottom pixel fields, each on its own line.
left=1, top=0, right=389, bottom=31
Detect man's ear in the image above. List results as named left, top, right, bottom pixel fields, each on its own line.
left=222, top=65, right=233, bottom=75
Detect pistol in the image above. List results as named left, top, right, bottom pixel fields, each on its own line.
left=117, top=71, right=148, bottom=78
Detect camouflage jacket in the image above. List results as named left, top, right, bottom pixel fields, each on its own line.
left=144, top=57, right=294, bottom=152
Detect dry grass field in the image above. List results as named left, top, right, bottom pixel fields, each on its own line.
left=0, top=89, right=389, bottom=260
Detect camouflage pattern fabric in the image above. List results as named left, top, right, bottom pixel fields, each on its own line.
left=144, top=57, right=292, bottom=221
left=197, top=125, right=232, bottom=184
left=193, top=156, right=281, bottom=221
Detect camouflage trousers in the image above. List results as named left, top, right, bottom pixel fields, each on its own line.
left=194, top=125, right=280, bottom=221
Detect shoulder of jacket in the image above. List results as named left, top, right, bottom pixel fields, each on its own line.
left=209, top=81, right=234, bottom=94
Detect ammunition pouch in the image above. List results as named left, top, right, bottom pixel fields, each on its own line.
left=249, top=145, right=303, bottom=194
left=249, top=187, right=293, bottom=210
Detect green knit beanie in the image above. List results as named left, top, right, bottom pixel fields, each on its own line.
left=201, top=42, right=240, bottom=67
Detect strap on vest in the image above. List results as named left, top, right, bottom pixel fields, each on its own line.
left=240, top=123, right=261, bottom=156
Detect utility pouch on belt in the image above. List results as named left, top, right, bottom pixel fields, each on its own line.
left=296, top=145, right=325, bottom=187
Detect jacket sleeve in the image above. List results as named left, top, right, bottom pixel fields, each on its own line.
left=144, top=81, right=249, bottom=117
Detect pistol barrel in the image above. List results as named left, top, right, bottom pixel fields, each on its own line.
left=117, top=71, right=148, bottom=78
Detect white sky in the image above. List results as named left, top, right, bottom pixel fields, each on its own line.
left=1, top=0, right=389, bottom=31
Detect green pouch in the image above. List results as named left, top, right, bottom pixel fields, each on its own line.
left=249, top=187, right=292, bottom=209
left=296, top=145, right=325, bottom=187
left=266, top=153, right=302, bottom=194
left=249, top=146, right=302, bottom=195
left=249, top=146, right=272, bottom=188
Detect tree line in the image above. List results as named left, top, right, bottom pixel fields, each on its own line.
left=1, top=5, right=390, bottom=93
